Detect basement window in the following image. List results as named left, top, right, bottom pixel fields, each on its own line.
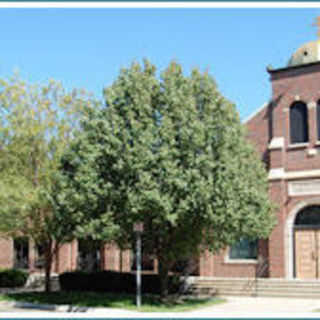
left=229, top=238, right=258, bottom=260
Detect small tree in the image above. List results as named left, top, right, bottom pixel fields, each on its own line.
left=0, top=75, right=94, bottom=292
left=58, top=60, right=275, bottom=298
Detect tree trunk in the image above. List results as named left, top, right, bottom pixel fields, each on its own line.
left=158, top=258, right=170, bottom=300
left=44, top=241, right=53, bottom=293
left=45, top=262, right=51, bottom=293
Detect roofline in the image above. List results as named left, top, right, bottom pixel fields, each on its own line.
left=242, top=102, right=269, bottom=124
left=267, top=60, right=320, bottom=74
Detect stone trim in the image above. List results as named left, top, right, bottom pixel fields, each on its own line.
left=288, top=179, right=320, bottom=196
left=287, top=143, right=309, bottom=150
left=224, top=248, right=258, bottom=264
left=268, top=168, right=285, bottom=180
left=308, top=101, right=317, bottom=109
left=286, top=169, right=320, bottom=180
left=224, top=258, right=258, bottom=264
left=307, top=148, right=317, bottom=157
left=268, top=169, right=320, bottom=181
left=268, top=137, right=284, bottom=150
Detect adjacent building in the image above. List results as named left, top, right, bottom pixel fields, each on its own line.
left=2, top=38, right=320, bottom=281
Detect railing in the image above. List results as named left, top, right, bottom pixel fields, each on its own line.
left=176, top=259, right=200, bottom=296
left=243, top=256, right=269, bottom=296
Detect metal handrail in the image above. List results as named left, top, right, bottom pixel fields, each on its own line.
left=243, top=257, right=269, bottom=296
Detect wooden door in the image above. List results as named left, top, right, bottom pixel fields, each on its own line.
left=295, top=229, right=318, bottom=279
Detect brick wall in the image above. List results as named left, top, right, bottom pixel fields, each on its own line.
left=101, top=243, right=131, bottom=272
left=54, top=243, right=73, bottom=273
left=0, top=237, right=134, bottom=274
left=199, top=241, right=269, bottom=278
left=0, top=238, right=13, bottom=268
left=199, top=62, right=320, bottom=278
left=246, top=104, right=271, bottom=157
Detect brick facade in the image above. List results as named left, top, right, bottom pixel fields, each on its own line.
left=2, top=44, right=320, bottom=281
left=0, top=238, right=132, bottom=274
left=0, top=238, right=13, bottom=269
left=198, top=53, right=320, bottom=279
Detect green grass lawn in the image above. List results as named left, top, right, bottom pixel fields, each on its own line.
left=0, top=291, right=225, bottom=312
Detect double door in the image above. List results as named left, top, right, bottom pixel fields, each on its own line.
left=295, top=229, right=320, bottom=279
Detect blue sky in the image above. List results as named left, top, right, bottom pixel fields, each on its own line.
left=1, top=8, right=320, bottom=120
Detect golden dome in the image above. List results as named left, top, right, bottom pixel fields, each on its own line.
left=288, top=41, right=319, bottom=67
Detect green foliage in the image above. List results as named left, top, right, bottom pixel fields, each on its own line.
left=57, top=59, right=275, bottom=296
left=0, top=74, right=96, bottom=291
left=0, top=268, right=28, bottom=287
left=0, top=75, right=94, bottom=241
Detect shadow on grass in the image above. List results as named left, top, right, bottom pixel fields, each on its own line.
left=2, top=291, right=225, bottom=312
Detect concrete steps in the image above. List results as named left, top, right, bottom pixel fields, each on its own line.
left=188, top=277, right=320, bottom=298
left=26, top=273, right=60, bottom=291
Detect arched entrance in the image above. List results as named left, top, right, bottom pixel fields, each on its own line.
left=294, top=205, right=320, bottom=279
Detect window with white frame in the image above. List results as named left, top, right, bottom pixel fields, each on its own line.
left=229, top=238, right=258, bottom=260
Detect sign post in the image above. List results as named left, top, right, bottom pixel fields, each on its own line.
left=133, top=222, right=144, bottom=308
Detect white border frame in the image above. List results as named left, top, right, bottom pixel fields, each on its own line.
left=2, top=2, right=320, bottom=8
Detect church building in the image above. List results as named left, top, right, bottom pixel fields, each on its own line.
left=1, top=31, right=320, bottom=289
left=200, top=36, right=320, bottom=281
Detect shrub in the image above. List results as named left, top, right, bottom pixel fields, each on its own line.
left=59, top=271, right=181, bottom=294
left=0, top=268, right=28, bottom=287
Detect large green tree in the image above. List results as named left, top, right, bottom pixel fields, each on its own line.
left=57, top=60, right=275, bottom=297
left=0, top=75, right=94, bottom=292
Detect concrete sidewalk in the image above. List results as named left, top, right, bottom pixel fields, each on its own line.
left=188, top=296, right=320, bottom=316
left=1, top=296, right=320, bottom=317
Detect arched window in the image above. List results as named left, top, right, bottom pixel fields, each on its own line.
left=290, top=102, right=308, bottom=144
left=295, top=205, right=320, bottom=227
